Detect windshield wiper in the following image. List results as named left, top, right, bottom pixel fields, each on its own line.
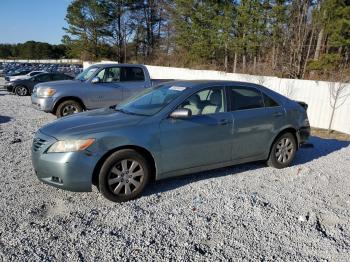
left=114, top=108, right=148, bottom=116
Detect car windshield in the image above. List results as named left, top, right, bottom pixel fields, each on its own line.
left=75, top=66, right=99, bottom=81
left=115, top=84, right=188, bottom=116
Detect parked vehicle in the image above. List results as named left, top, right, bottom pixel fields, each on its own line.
left=5, top=72, right=73, bottom=96
left=4, top=70, right=31, bottom=81
left=0, top=62, right=83, bottom=78
left=8, top=71, right=46, bottom=81
left=32, top=80, right=311, bottom=202
left=31, top=64, right=153, bottom=117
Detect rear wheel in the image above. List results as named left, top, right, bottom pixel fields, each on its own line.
left=15, top=85, right=28, bottom=96
left=267, top=133, right=297, bottom=169
left=98, top=149, right=150, bottom=202
left=55, top=100, right=83, bottom=118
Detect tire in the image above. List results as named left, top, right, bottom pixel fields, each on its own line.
left=55, top=100, right=83, bottom=118
left=15, top=85, right=29, bottom=96
left=98, top=149, right=150, bottom=202
left=267, top=132, right=297, bottom=169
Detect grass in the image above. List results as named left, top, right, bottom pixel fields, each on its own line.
left=311, top=127, right=350, bottom=141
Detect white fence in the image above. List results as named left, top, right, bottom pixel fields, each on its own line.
left=146, top=65, right=350, bottom=134
left=79, top=62, right=350, bottom=135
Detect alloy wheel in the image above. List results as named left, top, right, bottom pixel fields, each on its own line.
left=62, top=104, right=79, bottom=116
left=107, top=159, right=144, bottom=196
left=16, top=86, right=27, bottom=96
left=275, top=137, right=294, bottom=163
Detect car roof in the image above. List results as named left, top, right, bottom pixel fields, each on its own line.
left=162, top=80, right=265, bottom=89
left=91, top=63, right=146, bottom=68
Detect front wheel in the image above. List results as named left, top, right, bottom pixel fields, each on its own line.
left=98, top=149, right=150, bottom=202
left=15, top=85, right=29, bottom=96
left=55, top=100, right=83, bottom=118
left=267, top=133, right=297, bottom=169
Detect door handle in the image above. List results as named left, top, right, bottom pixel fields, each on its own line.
left=218, top=119, right=230, bottom=125
left=273, top=112, right=283, bottom=117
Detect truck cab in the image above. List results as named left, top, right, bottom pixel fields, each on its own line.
left=31, top=64, right=152, bottom=117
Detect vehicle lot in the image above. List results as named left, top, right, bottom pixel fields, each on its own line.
left=0, top=77, right=350, bottom=261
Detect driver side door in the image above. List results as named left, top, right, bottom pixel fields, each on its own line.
left=159, top=86, right=233, bottom=175
left=85, top=67, right=123, bottom=109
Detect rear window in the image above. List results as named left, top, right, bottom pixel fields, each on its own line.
left=121, top=67, right=145, bottom=82
left=263, top=93, right=279, bottom=107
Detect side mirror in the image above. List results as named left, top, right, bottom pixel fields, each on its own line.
left=91, top=77, right=100, bottom=84
left=170, top=108, right=192, bottom=119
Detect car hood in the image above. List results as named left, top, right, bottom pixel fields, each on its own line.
left=39, top=108, right=147, bottom=139
left=36, top=80, right=82, bottom=88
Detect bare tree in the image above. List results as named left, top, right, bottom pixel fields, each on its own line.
left=284, top=80, right=295, bottom=98
left=257, top=75, right=266, bottom=86
left=328, top=80, right=350, bottom=133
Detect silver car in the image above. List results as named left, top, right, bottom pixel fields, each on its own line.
left=31, top=64, right=152, bottom=117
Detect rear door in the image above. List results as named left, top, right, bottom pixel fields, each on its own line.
left=85, top=66, right=123, bottom=109
left=226, top=85, right=285, bottom=160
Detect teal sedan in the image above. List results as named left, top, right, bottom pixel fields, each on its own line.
left=32, top=81, right=310, bottom=202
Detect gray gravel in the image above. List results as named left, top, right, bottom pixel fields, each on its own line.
left=0, top=81, right=350, bottom=261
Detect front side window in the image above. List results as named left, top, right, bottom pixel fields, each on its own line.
left=227, top=86, right=264, bottom=111
left=75, top=66, right=99, bottom=81
left=96, top=67, right=121, bottom=83
left=116, top=84, right=187, bottom=116
left=179, top=87, right=225, bottom=116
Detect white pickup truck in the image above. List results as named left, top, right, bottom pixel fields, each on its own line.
left=31, top=64, right=165, bottom=117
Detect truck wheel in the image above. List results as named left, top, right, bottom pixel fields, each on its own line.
left=98, top=149, right=150, bottom=202
left=56, top=100, right=83, bottom=118
left=15, top=85, right=29, bottom=96
left=267, top=132, right=297, bottom=169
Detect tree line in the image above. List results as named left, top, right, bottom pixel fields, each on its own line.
left=0, top=41, right=69, bottom=60
left=62, top=0, right=350, bottom=80
left=1, top=0, right=349, bottom=80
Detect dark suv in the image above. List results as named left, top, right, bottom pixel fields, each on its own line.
left=5, top=73, right=73, bottom=96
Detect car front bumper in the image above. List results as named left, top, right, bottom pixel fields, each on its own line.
left=31, top=131, right=101, bottom=192
left=31, top=94, right=55, bottom=112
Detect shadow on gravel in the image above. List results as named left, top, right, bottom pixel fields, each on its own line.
left=294, top=136, right=350, bottom=165
left=0, top=115, right=12, bottom=124
left=144, top=162, right=264, bottom=196
left=144, top=136, right=349, bottom=196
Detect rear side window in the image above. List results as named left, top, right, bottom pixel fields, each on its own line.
left=121, top=67, right=145, bottom=82
left=263, top=93, right=279, bottom=107
left=227, top=86, right=264, bottom=111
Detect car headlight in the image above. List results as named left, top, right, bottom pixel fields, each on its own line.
left=37, top=88, right=56, bottom=97
left=47, top=139, right=95, bottom=153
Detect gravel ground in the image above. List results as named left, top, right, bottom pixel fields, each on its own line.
left=0, top=81, right=350, bottom=261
